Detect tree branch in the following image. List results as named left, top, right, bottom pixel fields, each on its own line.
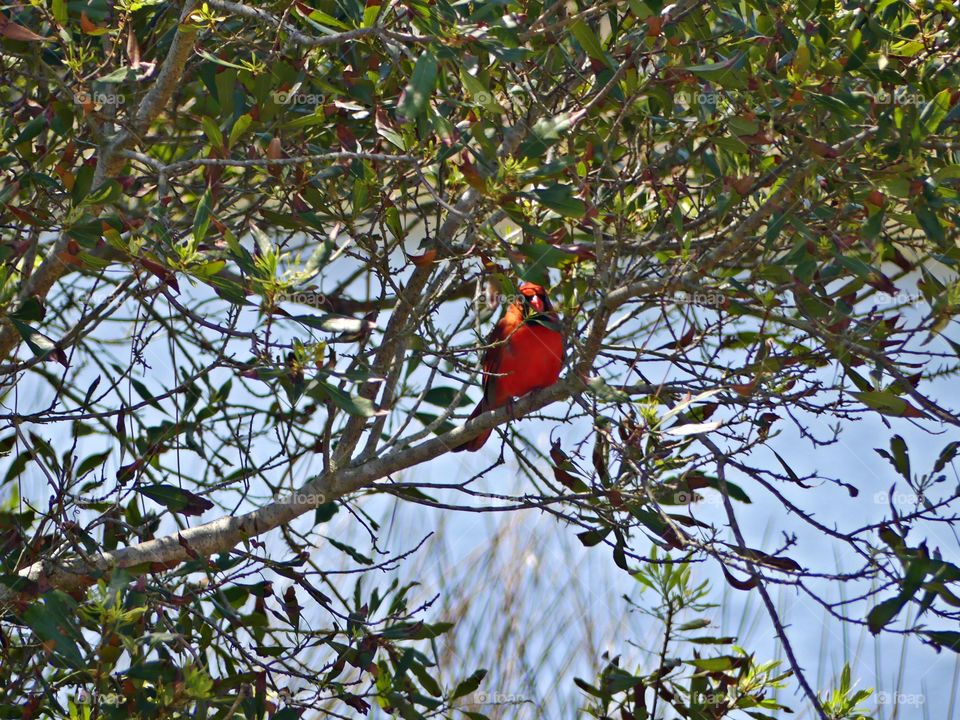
left=0, top=0, right=200, bottom=364
left=0, top=376, right=627, bottom=605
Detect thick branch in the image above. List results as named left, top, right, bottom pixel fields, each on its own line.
left=0, top=376, right=621, bottom=605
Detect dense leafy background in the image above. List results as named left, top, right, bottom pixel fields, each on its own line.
left=1, top=0, right=959, bottom=717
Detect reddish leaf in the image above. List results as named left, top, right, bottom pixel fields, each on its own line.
left=126, top=25, right=141, bottom=67
left=80, top=12, right=100, bottom=34
left=0, top=16, right=51, bottom=42
left=336, top=124, right=359, bottom=152
left=178, top=533, right=200, bottom=559
left=459, top=156, right=485, bottom=190
left=804, top=137, right=839, bottom=158
left=409, top=249, right=437, bottom=266
left=139, top=258, right=180, bottom=292
left=267, top=136, right=283, bottom=176
left=342, top=695, right=370, bottom=714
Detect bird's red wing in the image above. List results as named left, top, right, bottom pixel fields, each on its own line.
left=480, top=317, right=510, bottom=407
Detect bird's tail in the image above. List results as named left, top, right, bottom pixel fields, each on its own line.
left=452, top=398, right=492, bottom=452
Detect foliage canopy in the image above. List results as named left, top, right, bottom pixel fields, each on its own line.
left=1, top=0, right=959, bottom=717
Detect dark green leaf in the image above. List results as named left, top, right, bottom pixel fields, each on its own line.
left=139, top=484, right=214, bottom=516
left=398, top=53, right=438, bottom=122
left=452, top=669, right=487, bottom=700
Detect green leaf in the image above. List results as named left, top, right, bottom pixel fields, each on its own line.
left=80, top=180, right=122, bottom=207
left=139, top=484, right=214, bottom=516
left=411, top=662, right=442, bottom=697
left=452, top=669, right=487, bottom=700
left=867, top=594, right=910, bottom=635
left=688, top=656, right=734, bottom=671
left=11, top=320, right=58, bottom=361
left=282, top=108, right=328, bottom=130
left=574, top=677, right=603, bottom=697
left=3, top=453, right=30, bottom=485
left=10, top=297, right=45, bottom=323
left=327, top=537, right=372, bottom=565
left=678, top=474, right=752, bottom=504
left=318, top=381, right=382, bottom=417
left=52, top=0, right=68, bottom=25
left=577, top=528, right=610, bottom=546
left=130, top=378, right=164, bottom=411
left=727, top=116, right=759, bottom=135
left=569, top=19, right=607, bottom=63
left=14, top=116, right=46, bottom=145
left=196, top=50, right=249, bottom=70
left=21, top=592, right=84, bottom=668
left=228, top=113, right=253, bottom=148
left=584, top=376, right=629, bottom=403
left=313, top=502, right=338, bottom=524
left=97, top=67, right=135, bottom=82
left=852, top=390, right=925, bottom=418
left=193, top=187, right=213, bottom=245
left=271, top=709, right=302, bottom=720
left=201, top=117, right=224, bottom=150
left=919, top=88, right=951, bottom=138
left=411, top=412, right=454, bottom=436
left=914, top=206, right=945, bottom=245
left=382, top=621, right=454, bottom=641
left=385, top=205, right=403, bottom=240
left=685, top=53, right=748, bottom=88
left=530, top=185, right=587, bottom=217
left=458, top=68, right=502, bottom=114
left=933, top=441, right=959, bottom=474
left=868, top=557, right=928, bottom=634
left=77, top=451, right=110, bottom=477
left=423, top=386, right=471, bottom=408
left=297, top=7, right=350, bottom=30
left=398, top=53, right=438, bottom=122
left=923, top=631, right=960, bottom=653
left=678, top=618, right=711, bottom=631
left=361, top=2, right=381, bottom=27
left=0, top=574, right=39, bottom=595
left=518, top=110, right=585, bottom=159
left=890, top=435, right=910, bottom=480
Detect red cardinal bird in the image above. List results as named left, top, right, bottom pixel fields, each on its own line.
left=453, top=282, right=564, bottom=452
